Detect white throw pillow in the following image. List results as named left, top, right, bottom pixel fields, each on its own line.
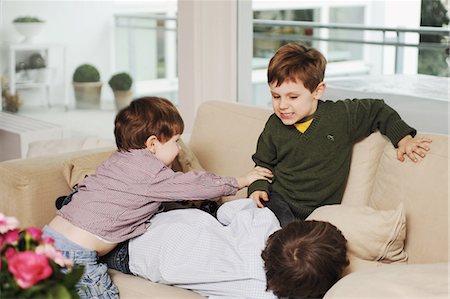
left=306, top=204, right=407, bottom=263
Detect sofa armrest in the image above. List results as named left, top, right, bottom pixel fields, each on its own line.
left=0, top=147, right=112, bottom=229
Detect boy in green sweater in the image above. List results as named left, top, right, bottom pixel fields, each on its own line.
left=248, top=42, right=432, bottom=227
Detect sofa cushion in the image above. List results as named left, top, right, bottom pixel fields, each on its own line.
left=62, top=139, right=203, bottom=188
left=324, top=263, right=449, bottom=299
left=369, top=133, right=449, bottom=264
left=188, top=101, right=272, bottom=200
left=109, top=270, right=204, bottom=298
left=341, top=132, right=388, bottom=206
left=306, top=204, right=407, bottom=263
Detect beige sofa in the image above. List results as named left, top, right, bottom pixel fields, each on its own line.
left=0, top=101, right=448, bottom=298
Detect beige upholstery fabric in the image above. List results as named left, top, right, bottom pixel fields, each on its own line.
left=341, top=132, right=388, bottom=206
left=306, top=204, right=407, bottom=263
left=0, top=147, right=111, bottom=228
left=171, top=139, right=205, bottom=172
left=189, top=101, right=272, bottom=200
left=109, top=270, right=204, bottom=298
left=324, top=263, right=449, bottom=299
left=0, top=101, right=448, bottom=299
left=343, top=254, right=385, bottom=276
left=369, top=133, right=449, bottom=264
left=63, top=149, right=115, bottom=188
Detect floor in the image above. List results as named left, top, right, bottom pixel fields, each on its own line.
left=16, top=102, right=117, bottom=142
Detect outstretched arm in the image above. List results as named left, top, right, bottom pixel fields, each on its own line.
left=236, top=166, right=273, bottom=189
left=396, top=135, right=432, bottom=162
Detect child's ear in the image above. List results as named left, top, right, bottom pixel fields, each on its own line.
left=145, top=135, right=158, bottom=154
left=313, top=81, right=326, bottom=100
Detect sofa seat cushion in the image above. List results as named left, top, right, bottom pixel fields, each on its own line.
left=306, top=204, right=407, bottom=263
left=343, top=254, right=386, bottom=276
left=109, top=270, right=204, bottom=298
left=324, top=263, right=449, bottom=299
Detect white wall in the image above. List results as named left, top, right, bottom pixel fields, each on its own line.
left=1, top=1, right=116, bottom=107
left=0, top=0, right=177, bottom=108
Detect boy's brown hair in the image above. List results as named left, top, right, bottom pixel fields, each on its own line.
left=114, top=96, right=184, bottom=152
left=267, top=42, right=327, bottom=93
left=262, top=220, right=349, bottom=298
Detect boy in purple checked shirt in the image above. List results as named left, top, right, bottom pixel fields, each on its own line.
left=42, top=96, right=272, bottom=299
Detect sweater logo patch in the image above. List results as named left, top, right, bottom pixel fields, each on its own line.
left=327, top=134, right=335, bottom=141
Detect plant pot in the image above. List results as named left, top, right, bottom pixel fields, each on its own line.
left=113, top=90, right=133, bottom=110
left=13, top=22, right=45, bottom=43
left=73, top=82, right=103, bottom=109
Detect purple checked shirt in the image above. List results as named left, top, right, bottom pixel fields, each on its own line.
left=57, top=149, right=239, bottom=243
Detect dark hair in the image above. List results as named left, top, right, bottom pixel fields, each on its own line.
left=267, top=42, right=327, bottom=93
left=114, top=97, right=184, bottom=151
left=262, top=220, right=349, bottom=298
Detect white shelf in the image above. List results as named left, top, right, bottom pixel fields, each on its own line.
left=7, top=43, right=68, bottom=111
left=16, top=82, right=51, bottom=89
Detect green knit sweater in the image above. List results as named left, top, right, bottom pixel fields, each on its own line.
left=248, top=99, right=416, bottom=219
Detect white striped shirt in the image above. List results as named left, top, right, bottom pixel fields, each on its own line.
left=129, top=199, right=280, bottom=299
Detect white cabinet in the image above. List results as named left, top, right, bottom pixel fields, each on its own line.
left=8, top=43, right=68, bottom=109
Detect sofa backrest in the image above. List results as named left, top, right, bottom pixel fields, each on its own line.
left=369, top=133, right=449, bottom=264
left=190, top=101, right=449, bottom=264
left=189, top=101, right=272, bottom=199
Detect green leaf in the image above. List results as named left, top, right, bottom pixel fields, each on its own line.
left=63, top=265, right=84, bottom=288
left=47, top=285, right=71, bottom=299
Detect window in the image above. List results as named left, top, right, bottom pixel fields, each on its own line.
left=114, top=10, right=178, bottom=103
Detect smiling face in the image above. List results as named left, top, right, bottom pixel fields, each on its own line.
left=270, top=80, right=325, bottom=126
left=151, top=134, right=181, bottom=167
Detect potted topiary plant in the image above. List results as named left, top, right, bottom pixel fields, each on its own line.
left=108, top=72, right=133, bottom=110
left=72, top=64, right=102, bottom=109
left=27, top=53, right=48, bottom=83
left=12, top=16, right=45, bottom=43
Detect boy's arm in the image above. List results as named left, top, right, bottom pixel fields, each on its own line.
left=347, top=98, right=416, bottom=146
left=347, top=99, right=431, bottom=162
left=247, top=124, right=277, bottom=198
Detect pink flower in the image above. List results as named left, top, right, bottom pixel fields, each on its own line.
left=0, top=213, right=19, bottom=234
left=35, top=244, right=73, bottom=269
left=26, top=227, right=42, bottom=241
left=3, top=229, right=19, bottom=245
left=7, top=251, right=53, bottom=289
left=5, top=247, right=17, bottom=259
left=41, top=236, right=54, bottom=244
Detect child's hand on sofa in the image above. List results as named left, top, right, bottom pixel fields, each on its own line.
left=236, top=166, right=272, bottom=189
left=396, top=135, right=432, bottom=162
left=249, top=190, right=269, bottom=208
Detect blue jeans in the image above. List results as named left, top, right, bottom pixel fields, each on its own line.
left=263, top=192, right=296, bottom=227
left=99, top=241, right=132, bottom=275
left=42, top=226, right=119, bottom=299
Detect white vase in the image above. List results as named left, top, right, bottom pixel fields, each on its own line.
left=13, top=22, right=45, bottom=43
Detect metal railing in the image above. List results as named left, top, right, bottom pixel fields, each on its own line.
left=253, top=19, right=449, bottom=74
left=113, top=14, right=449, bottom=98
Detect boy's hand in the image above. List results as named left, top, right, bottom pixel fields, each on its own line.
left=236, top=166, right=273, bottom=189
left=396, top=135, right=432, bottom=162
left=249, top=190, right=269, bottom=208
